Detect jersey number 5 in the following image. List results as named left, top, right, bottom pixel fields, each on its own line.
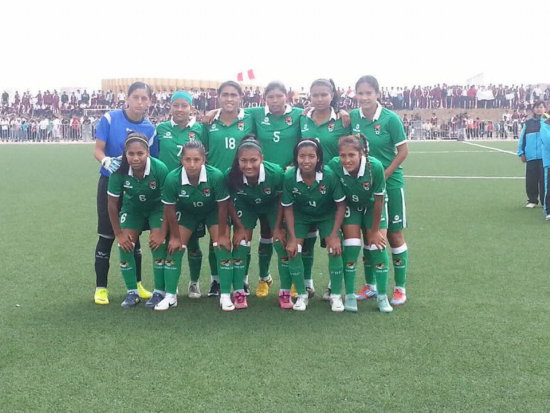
left=273, top=131, right=280, bottom=142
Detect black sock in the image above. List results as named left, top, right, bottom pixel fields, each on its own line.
left=95, top=236, right=114, bottom=288
left=134, top=238, right=142, bottom=283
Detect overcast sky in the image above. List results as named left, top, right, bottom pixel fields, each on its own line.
left=2, top=0, right=548, bottom=93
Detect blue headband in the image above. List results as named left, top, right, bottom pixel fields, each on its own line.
left=171, top=90, right=192, bottom=105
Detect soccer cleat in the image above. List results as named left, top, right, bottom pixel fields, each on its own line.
left=546, top=215, right=550, bottom=221
left=525, top=202, right=537, bottom=208
left=155, top=294, right=177, bottom=311
left=188, top=282, right=201, bottom=299
left=121, top=291, right=140, bottom=308
left=344, top=294, right=358, bottom=312
left=293, top=294, right=308, bottom=311
left=290, top=284, right=298, bottom=298
left=137, top=282, right=152, bottom=299
left=243, top=281, right=250, bottom=296
left=256, top=276, right=273, bottom=297
left=278, top=291, right=294, bottom=309
left=390, top=287, right=407, bottom=306
left=94, top=288, right=109, bottom=305
left=377, top=295, right=393, bottom=313
left=322, top=287, right=331, bottom=301
left=356, top=284, right=378, bottom=301
left=330, top=294, right=345, bottom=312
left=234, top=291, right=248, bottom=309
left=208, top=280, right=221, bottom=297
left=220, top=294, right=235, bottom=311
left=306, top=286, right=315, bottom=299
left=145, top=292, right=164, bottom=308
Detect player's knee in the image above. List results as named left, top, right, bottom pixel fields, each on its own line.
left=95, top=237, right=114, bottom=260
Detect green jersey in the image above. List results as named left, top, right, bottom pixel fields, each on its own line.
left=281, top=165, right=345, bottom=219
left=162, top=164, right=230, bottom=216
left=300, top=108, right=351, bottom=161
left=245, top=105, right=302, bottom=168
left=327, top=156, right=386, bottom=208
left=107, top=157, right=168, bottom=213
left=350, top=105, right=407, bottom=189
left=156, top=118, right=206, bottom=172
left=226, top=161, right=284, bottom=211
left=203, top=109, right=255, bottom=172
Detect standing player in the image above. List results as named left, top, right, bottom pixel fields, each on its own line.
left=327, top=135, right=392, bottom=312
left=300, top=79, right=351, bottom=298
left=156, top=90, right=207, bottom=299
left=93, top=81, right=157, bottom=305
left=202, top=81, right=256, bottom=297
left=517, top=101, right=545, bottom=208
left=161, top=141, right=230, bottom=310
left=282, top=139, right=346, bottom=311
left=350, top=75, right=409, bottom=306
left=223, top=138, right=291, bottom=309
left=107, top=133, right=168, bottom=308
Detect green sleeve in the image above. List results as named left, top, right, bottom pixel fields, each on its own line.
left=106, top=172, right=123, bottom=197
left=201, top=124, right=210, bottom=151
left=327, top=157, right=341, bottom=174
left=157, top=160, right=169, bottom=187
left=370, top=158, right=386, bottom=195
left=281, top=170, right=294, bottom=206
left=244, top=106, right=264, bottom=120
left=273, top=165, right=284, bottom=194
left=388, top=113, right=407, bottom=146
left=328, top=170, right=345, bottom=202
left=161, top=171, right=178, bottom=204
left=212, top=169, right=230, bottom=202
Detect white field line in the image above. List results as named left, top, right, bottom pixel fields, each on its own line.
left=405, top=175, right=522, bottom=180
left=409, top=150, right=491, bottom=154
left=462, top=141, right=516, bottom=155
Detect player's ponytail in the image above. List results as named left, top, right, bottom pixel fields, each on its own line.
left=118, top=131, right=150, bottom=175
left=359, top=133, right=373, bottom=188
left=227, top=134, right=262, bottom=193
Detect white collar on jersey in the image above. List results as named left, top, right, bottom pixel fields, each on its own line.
left=343, top=156, right=366, bottom=178
left=170, top=117, right=196, bottom=128
left=181, top=164, right=207, bottom=185
left=243, top=163, right=266, bottom=184
left=306, top=107, right=337, bottom=121
left=360, top=103, right=382, bottom=121
left=128, top=157, right=151, bottom=177
left=296, top=168, right=323, bottom=183
left=213, top=108, right=245, bottom=121
left=264, top=104, right=292, bottom=116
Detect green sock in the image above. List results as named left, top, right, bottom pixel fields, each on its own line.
left=151, top=242, right=166, bottom=292
left=302, top=236, right=316, bottom=281
left=215, top=247, right=233, bottom=294
left=208, top=244, right=218, bottom=277
left=258, top=238, right=273, bottom=278
left=392, top=245, right=408, bottom=288
left=371, top=248, right=389, bottom=296
left=328, top=254, right=344, bottom=295
left=288, top=252, right=306, bottom=295
left=118, top=246, right=137, bottom=290
left=342, top=242, right=361, bottom=295
left=363, top=247, right=375, bottom=285
left=274, top=240, right=292, bottom=290
left=232, top=244, right=250, bottom=291
left=164, top=249, right=184, bottom=294
left=187, top=236, right=202, bottom=282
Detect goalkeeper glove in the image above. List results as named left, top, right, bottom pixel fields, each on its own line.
left=101, top=156, right=122, bottom=173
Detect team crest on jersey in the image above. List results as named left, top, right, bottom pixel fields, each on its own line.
left=238, top=121, right=244, bottom=131
left=285, top=116, right=292, bottom=126
left=188, top=131, right=196, bottom=140
left=318, top=184, right=326, bottom=194
left=263, top=187, right=271, bottom=195
left=374, top=124, right=381, bottom=135
left=149, top=180, right=157, bottom=190
left=362, top=181, right=370, bottom=191
left=328, top=122, right=335, bottom=132
left=220, top=259, right=231, bottom=267
left=203, top=187, right=211, bottom=197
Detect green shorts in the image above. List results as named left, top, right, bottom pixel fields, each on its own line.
left=120, top=207, right=163, bottom=231
left=386, top=187, right=407, bottom=232
left=235, top=201, right=278, bottom=231
left=177, top=207, right=218, bottom=232
left=343, top=200, right=388, bottom=230
left=294, top=214, right=335, bottom=239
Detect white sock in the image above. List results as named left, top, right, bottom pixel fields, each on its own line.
left=211, top=275, right=219, bottom=282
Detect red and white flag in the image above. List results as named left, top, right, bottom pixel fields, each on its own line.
left=237, top=69, right=255, bottom=82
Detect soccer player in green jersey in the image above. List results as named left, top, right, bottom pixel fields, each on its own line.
left=299, top=79, right=351, bottom=299
left=350, top=76, right=409, bottom=306
left=106, top=133, right=169, bottom=309
left=161, top=140, right=230, bottom=311
left=282, top=139, right=346, bottom=312
left=202, top=81, right=256, bottom=297
left=223, top=138, right=292, bottom=309
left=156, top=91, right=207, bottom=299
left=327, top=135, right=392, bottom=313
